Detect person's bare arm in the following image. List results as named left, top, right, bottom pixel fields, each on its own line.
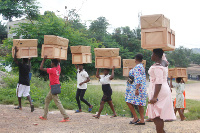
left=109, top=66, right=115, bottom=80
left=75, top=64, right=78, bottom=70
left=181, top=78, right=185, bottom=84
left=96, top=68, right=100, bottom=79
left=14, top=46, right=18, bottom=64
left=135, top=84, right=140, bottom=96
left=169, top=76, right=173, bottom=88
left=150, top=84, right=162, bottom=104
left=79, top=77, right=90, bottom=86
left=40, top=55, right=47, bottom=72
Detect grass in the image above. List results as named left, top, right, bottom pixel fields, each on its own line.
left=1, top=73, right=200, bottom=120
left=186, top=80, right=200, bottom=84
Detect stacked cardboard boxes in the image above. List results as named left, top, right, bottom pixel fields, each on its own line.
left=12, top=39, right=38, bottom=58
left=94, top=48, right=121, bottom=68
left=70, top=46, right=92, bottom=64
left=123, top=59, right=146, bottom=76
left=140, top=14, right=175, bottom=51
left=168, top=68, right=188, bottom=82
left=41, top=35, right=69, bottom=60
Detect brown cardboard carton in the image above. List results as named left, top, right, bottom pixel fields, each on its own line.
left=12, top=47, right=38, bottom=58
left=123, top=59, right=146, bottom=68
left=141, top=27, right=175, bottom=51
left=72, top=53, right=92, bottom=64
left=140, top=14, right=170, bottom=29
left=70, top=46, right=91, bottom=53
left=95, top=56, right=121, bottom=68
left=41, top=44, right=68, bottom=60
left=94, top=48, right=119, bottom=57
left=44, top=35, right=69, bottom=47
left=13, top=39, right=38, bottom=47
left=123, top=67, right=132, bottom=77
left=168, top=68, right=187, bottom=78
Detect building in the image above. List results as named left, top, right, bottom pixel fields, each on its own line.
left=187, top=64, right=200, bottom=80
left=7, top=19, right=30, bottom=39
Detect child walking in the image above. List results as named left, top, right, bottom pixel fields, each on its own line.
left=14, top=46, right=34, bottom=112
left=75, top=64, right=93, bottom=113
left=170, top=77, right=186, bottom=121
left=39, top=55, right=69, bottom=122
left=93, top=66, right=117, bottom=119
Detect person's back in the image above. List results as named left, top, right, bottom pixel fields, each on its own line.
left=18, top=62, right=30, bottom=86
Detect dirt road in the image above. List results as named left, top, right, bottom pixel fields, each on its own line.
left=0, top=105, right=200, bottom=133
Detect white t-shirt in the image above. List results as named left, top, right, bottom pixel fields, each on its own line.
left=77, top=69, right=89, bottom=89
left=99, top=74, right=111, bottom=85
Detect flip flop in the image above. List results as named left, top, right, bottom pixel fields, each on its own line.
left=129, top=119, right=140, bottom=124
left=88, top=106, right=93, bottom=112
left=75, top=110, right=82, bottom=113
left=93, top=115, right=100, bottom=119
left=110, top=115, right=117, bottom=118
left=31, top=105, right=34, bottom=112
left=60, top=118, right=70, bottom=122
left=39, top=116, right=47, bottom=120
left=146, top=118, right=153, bottom=122
left=134, top=122, right=145, bottom=125
left=14, top=106, right=22, bottom=110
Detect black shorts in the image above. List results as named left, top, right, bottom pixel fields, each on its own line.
left=101, top=84, right=112, bottom=102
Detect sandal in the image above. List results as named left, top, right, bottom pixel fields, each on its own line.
left=146, top=118, right=153, bottom=122
left=93, top=115, right=100, bottom=119
left=60, top=118, right=70, bottom=122
left=31, top=105, right=34, bottom=112
left=14, top=106, right=22, bottom=110
left=134, top=121, right=145, bottom=125
left=129, top=119, right=140, bottom=124
left=110, top=114, right=117, bottom=118
left=39, top=116, right=47, bottom=120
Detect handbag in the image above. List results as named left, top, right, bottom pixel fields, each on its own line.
left=51, top=84, right=61, bottom=95
left=127, top=76, right=134, bottom=84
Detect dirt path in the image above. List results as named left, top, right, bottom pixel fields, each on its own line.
left=0, top=105, right=200, bottom=133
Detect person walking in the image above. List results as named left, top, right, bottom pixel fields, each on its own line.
left=146, top=49, right=176, bottom=133
left=125, top=54, right=147, bottom=125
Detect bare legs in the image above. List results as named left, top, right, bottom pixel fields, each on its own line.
left=126, top=102, right=139, bottom=122
left=95, top=100, right=116, bottom=118
left=175, top=108, right=185, bottom=121
left=18, top=97, right=22, bottom=108
left=138, top=105, right=145, bottom=123
left=153, top=117, right=165, bottom=133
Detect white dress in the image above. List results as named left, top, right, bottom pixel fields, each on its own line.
left=174, top=83, right=185, bottom=108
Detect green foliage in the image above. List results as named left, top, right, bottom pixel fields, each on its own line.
left=0, top=21, right=7, bottom=35
left=190, top=53, right=200, bottom=65
left=184, top=99, right=200, bottom=120
left=0, top=0, right=40, bottom=21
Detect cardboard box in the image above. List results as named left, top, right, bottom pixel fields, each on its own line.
left=94, top=48, right=119, bottom=57
left=41, top=45, right=68, bottom=60
left=12, top=47, right=38, bottom=58
left=72, top=53, right=92, bottom=64
left=140, top=14, right=170, bottom=29
left=123, top=67, right=132, bottom=77
left=168, top=68, right=187, bottom=78
left=141, top=27, right=175, bottom=51
left=70, top=46, right=91, bottom=53
left=44, top=35, right=69, bottom=47
left=123, top=59, right=146, bottom=68
left=95, top=56, right=121, bottom=68
left=13, top=39, right=38, bottom=47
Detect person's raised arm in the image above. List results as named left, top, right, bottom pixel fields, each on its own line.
left=14, top=46, right=18, bottom=64
left=109, top=66, right=115, bottom=80
left=181, top=78, right=185, bottom=84
left=40, top=55, right=47, bottom=72
left=169, top=76, right=173, bottom=88
left=75, top=64, right=78, bottom=70
left=96, top=68, right=100, bottom=79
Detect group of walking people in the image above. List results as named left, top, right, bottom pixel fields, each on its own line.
left=13, top=46, right=186, bottom=133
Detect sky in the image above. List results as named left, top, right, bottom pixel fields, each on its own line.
left=1, top=0, right=200, bottom=48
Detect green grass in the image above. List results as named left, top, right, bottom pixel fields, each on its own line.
left=1, top=73, right=200, bottom=120
left=184, top=99, right=200, bottom=120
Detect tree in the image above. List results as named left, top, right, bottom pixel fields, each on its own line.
left=167, top=46, right=192, bottom=68
left=0, top=0, right=40, bottom=21
left=89, top=17, right=109, bottom=42
left=0, top=21, right=7, bottom=35
left=190, top=53, right=200, bottom=65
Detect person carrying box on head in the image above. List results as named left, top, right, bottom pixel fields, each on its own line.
left=39, top=55, right=69, bottom=122
left=13, top=46, right=34, bottom=112
left=74, top=64, right=93, bottom=113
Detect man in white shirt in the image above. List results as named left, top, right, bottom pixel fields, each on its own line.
left=75, top=64, right=93, bottom=113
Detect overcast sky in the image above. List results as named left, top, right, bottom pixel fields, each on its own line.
left=1, top=0, right=200, bottom=48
